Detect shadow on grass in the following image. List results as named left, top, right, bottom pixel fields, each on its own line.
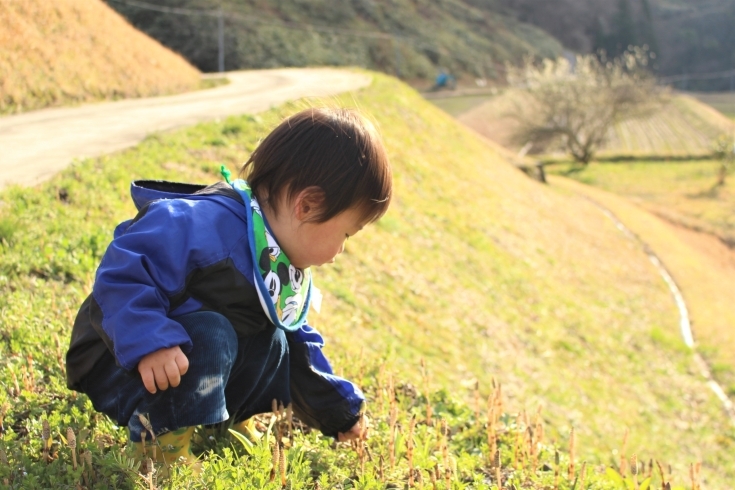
left=687, top=183, right=723, bottom=200
left=557, top=164, right=588, bottom=176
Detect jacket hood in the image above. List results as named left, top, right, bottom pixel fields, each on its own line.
left=130, top=180, right=245, bottom=215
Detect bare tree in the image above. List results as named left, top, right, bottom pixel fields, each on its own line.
left=506, top=49, right=663, bottom=164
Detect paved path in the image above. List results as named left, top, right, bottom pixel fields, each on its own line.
left=0, top=68, right=371, bottom=188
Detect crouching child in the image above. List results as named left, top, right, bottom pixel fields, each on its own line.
left=65, top=107, right=392, bottom=469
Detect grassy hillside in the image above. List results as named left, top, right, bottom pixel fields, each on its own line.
left=0, top=0, right=201, bottom=115
left=105, top=0, right=562, bottom=79
left=0, top=72, right=732, bottom=487
left=549, top=159, right=735, bottom=399
left=458, top=90, right=734, bottom=159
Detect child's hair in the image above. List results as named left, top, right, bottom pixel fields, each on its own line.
left=240, top=107, right=392, bottom=224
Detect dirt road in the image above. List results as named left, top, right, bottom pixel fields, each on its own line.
left=0, top=68, right=371, bottom=188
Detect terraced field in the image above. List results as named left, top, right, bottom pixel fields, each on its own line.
left=458, top=90, right=734, bottom=159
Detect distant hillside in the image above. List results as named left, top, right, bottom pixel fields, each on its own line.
left=104, top=0, right=563, bottom=79
left=0, top=0, right=200, bottom=115
left=498, top=0, right=735, bottom=91
left=458, top=90, right=734, bottom=159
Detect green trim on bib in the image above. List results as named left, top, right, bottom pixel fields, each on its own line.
left=231, top=180, right=312, bottom=331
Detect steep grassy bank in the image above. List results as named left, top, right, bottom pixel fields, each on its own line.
left=0, top=72, right=732, bottom=487
left=0, top=0, right=200, bottom=115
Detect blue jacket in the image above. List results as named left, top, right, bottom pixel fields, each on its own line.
left=66, top=180, right=364, bottom=437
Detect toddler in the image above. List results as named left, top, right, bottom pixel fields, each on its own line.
left=65, top=107, right=392, bottom=467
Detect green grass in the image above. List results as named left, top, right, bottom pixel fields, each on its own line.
left=550, top=160, right=735, bottom=242
left=0, top=72, right=731, bottom=488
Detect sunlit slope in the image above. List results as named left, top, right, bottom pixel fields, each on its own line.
left=0, top=73, right=732, bottom=485
left=320, top=76, right=734, bottom=485
left=0, top=0, right=200, bottom=114
left=458, top=90, right=733, bottom=159
left=550, top=175, right=735, bottom=417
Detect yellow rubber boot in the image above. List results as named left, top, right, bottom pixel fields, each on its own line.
left=133, top=426, right=201, bottom=475
left=230, top=418, right=262, bottom=441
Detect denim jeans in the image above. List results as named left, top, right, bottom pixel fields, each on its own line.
left=80, top=311, right=291, bottom=442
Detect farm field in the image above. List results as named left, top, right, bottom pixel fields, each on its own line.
left=458, top=90, right=733, bottom=159
left=1, top=73, right=734, bottom=487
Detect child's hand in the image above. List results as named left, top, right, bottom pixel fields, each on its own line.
left=337, top=415, right=369, bottom=442
left=137, top=346, right=189, bottom=394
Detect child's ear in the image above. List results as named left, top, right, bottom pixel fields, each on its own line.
left=294, top=187, right=325, bottom=221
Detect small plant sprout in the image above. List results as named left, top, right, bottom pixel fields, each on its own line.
left=473, top=380, right=481, bottom=426
left=579, top=461, right=588, bottom=490
left=690, top=462, right=701, bottom=490
left=66, top=427, right=77, bottom=470
left=280, top=444, right=288, bottom=487
left=441, top=419, right=451, bottom=487
left=11, top=371, right=20, bottom=396
left=140, top=430, right=147, bottom=458
left=270, top=440, right=280, bottom=483
left=631, top=454, right=638, bottom=488
left=619, top=429, right=629, bottom=477
left=568, top=427, right=576, bottom=480
left=83, top=450, right=93, bottom=485
left=26, top=355, right=35, bottom=391
left=493, top=449, right=502, bottom=488
left=406, top=415, right=416, bottom=486
left=420, top=359, right=433, bottom=426
left=41, top=419, right=50, bottom=463
left=656, top=460, right=668, bottom=489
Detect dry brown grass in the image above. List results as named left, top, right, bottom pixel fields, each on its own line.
left=0, top=0, right=200, bottom=114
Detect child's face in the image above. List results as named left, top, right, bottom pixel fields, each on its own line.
left=288, top=207, right=366, bottom=269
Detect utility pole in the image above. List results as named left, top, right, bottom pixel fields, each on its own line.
left=217, top=8, right=225, bottom=73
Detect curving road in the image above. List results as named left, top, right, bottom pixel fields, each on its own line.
left=0, top=68, right=372, bottom=189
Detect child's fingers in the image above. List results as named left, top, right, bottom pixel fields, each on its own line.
left=175, top=352, right=189, bottom=376
left=140, top=367, right=157, bottom=394
left=164, top=361, right=181, bottom=388
left=153, top=365, right=170, bottom=391
left=337, top=426, right=360, bottom=442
